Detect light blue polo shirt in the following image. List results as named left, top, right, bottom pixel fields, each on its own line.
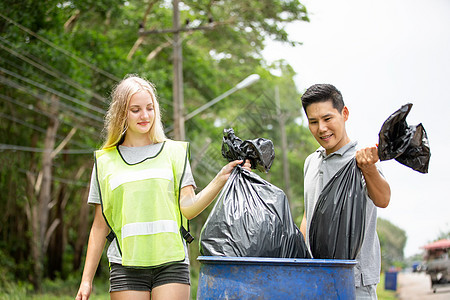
left=303, top=141, right=381, bottom=287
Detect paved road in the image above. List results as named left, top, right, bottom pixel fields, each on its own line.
left=397, top=272, right=450, bottom=300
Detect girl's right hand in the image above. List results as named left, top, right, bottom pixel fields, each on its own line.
left=75, top=281, right=92, bottom=300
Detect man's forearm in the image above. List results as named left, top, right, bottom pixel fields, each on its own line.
left=362, top=165, right=391, bottom=208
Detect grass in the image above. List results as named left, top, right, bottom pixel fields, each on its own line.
left=1, top=271, right=398, bottom=300
left=0, top=276, right=110, bottom=300
left=377, top=272, right=398, bottom=300
left=0, top=270, right=199, bottom=300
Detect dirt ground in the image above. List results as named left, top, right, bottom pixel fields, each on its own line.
left=397, top=272, right=450, bottom=300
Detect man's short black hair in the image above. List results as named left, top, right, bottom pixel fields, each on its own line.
left=301, top=84, right=345, bottom=115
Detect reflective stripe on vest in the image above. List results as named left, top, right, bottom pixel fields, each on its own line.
left=122, top=220, right=179, bottom=238
left=95, top=140, right=189, bottom=267
left=109, top=168, right=173, bottom=190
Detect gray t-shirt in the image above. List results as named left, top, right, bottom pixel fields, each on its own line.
left=88, top=142, right=196, bottom=265
left=303, top=141, right=381, bottom=287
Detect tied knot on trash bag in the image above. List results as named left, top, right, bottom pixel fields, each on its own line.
left=378, top=103, right=430, bottom=173
left=199, top=128, right=310, bottom=259
left=222, top=128, right=275, bottom=173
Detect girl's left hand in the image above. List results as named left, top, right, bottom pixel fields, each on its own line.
left=219, top=159, right=252, bottom=181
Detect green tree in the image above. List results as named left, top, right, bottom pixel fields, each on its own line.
left=0, top=0, right=313, bottom=294
left=377, top=218, right=407, bottom=270
left=436, top=230, right=450, bottom=240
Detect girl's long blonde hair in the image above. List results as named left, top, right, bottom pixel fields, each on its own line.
left=101, top=75, right=166, bottom=149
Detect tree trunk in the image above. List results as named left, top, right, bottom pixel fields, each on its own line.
left=29, top=94, right=60, bottom=291
left=275, top=86, right=292, bottom=204
left=47, top=184, right=65, bottom=279
left=73, top=185, right=90, bottom=271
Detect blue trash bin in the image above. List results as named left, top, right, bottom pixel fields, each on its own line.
left=384, top=271, right=398, bottom=291
left=197, top=256, right=356, bottom=299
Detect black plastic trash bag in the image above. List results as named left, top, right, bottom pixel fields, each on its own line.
left=309, top=103, right=430, bottom=260
left=200, top=129, right=310, bottom=258
left=309, top=158, right=366, bottom=260
left=378, top=103, right=430, bottom=173
left=221, top=128, right=275, bottom=173
left=200, top=166, right=310, bottom=258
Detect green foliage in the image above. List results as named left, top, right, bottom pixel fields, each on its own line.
left=0, top=281, right=33, bottom=300
left=0, top=0, right=314, bottom=294
left=0, top=274, right=110, bottom=299
left=436, top=230, right=450, bottom=240
left=377, top=218, right=407, bottom=271
left=0, top=248, right=16, bottom=287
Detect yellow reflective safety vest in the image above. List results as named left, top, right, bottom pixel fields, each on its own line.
left=95, top=140, right=190, bottom=267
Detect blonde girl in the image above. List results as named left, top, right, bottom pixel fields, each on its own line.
left=76, top=75, right=250, bottom=300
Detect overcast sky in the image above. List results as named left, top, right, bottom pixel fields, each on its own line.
left=263, top=0, right=450, bottom=258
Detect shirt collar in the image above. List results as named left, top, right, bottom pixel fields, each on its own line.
left=317, top=140, right=358, bottom=159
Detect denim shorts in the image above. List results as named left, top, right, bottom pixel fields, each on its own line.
left=109, top=262, right=190, bottom=292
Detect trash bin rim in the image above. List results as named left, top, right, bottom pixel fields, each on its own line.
left=197, top=255, right=357, bottom=267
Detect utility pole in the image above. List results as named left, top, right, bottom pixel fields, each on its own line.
left=139, top=2, right=251, bottom=140
left=172, top=0, right=184, bottom=140
left=139, top=0, right=219, bottom=140
left=275, top=86, right=292, bottom=204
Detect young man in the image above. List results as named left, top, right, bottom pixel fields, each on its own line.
left=299, top=84, right=391, bottom=299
